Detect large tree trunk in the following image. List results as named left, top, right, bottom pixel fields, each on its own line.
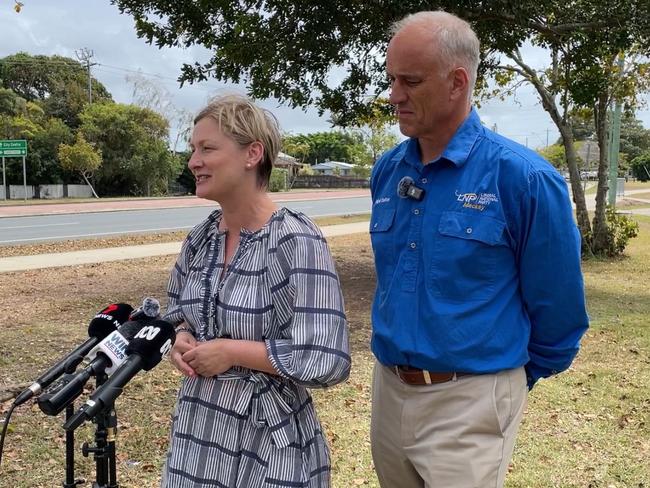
left=506, top=49, right=592, bottom=252
left=558, top=122, right=592, bottom=251
left=591, top=93, right=611, bottom=254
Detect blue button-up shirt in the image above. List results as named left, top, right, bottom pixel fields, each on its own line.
left=370, top=109, right=589, bottom=388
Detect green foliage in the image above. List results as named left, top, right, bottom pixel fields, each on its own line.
left=79, top=102, right=180, bottom=196
left=630, top=152, right=650, bottom=181
left=0, top=87, right=26, bottom=116
left=282, top=131, right=367, bottom=165
left=537, top=144, right=569, bottom=169
left=0, top=53, right=112, bottom=128
left=58, top=134, right=102, bottom=174
left=175, top=151, right=195, bottom=194
left=351, top=164, right=371, bottom=178
left=603, top=206, right=639, bottom=257
left=268, top=167, right=288, bottom=192
left=112, top=1, right=650, bottom=125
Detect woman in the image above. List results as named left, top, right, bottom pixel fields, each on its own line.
left=162, top=94, right=351, bottom=488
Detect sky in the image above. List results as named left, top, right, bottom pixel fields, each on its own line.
left=1, top=0, right=649, bottom=152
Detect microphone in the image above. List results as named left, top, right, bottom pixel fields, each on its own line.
left=128, top=297, right=161, bottom=321
left=397, top=176, right=425, bottom=201
left=13, top=303, right=133, bottom=406
left=37, top=319, right=148, bottom=416
left=63, top=319, right=175, bottom=431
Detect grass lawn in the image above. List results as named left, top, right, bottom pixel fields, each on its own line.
left=1, top=217, right=649, bottom=487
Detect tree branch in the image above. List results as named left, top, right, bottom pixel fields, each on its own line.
left=465, top=11, right=617, bottom=38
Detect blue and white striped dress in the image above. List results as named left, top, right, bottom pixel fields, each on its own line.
left=161, top=207, right=351, bottom=488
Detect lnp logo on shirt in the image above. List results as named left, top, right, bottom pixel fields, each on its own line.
left=455, top=190, right=498, bottom=211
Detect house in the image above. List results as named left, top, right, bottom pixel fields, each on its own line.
left=274, top=152, right=302, bottom=178
left=311, top=161, right=355, bottom=176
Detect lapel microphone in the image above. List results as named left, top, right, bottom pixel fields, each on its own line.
left=397, top=176, right=425, bottom=201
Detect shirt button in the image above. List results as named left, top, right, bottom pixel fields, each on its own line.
left=410, top=242, right=417, bottom=249
left=421, top=178, right=428, bottom=184
left=374, top=223, right=378, bottom=228
left=414, top=209, right=420, bottom=215
left=466, top=227, right=473, bottom=234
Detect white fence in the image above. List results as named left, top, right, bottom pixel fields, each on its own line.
left=3, top=184, right=93, bottom=200
left=9, top=185, right=36, bottom=199
left=66, top=184, right=93, bottom=198
left=39, top=184, right=65, bottom=199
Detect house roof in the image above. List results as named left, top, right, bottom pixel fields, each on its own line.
left=275, top=152, right=301, bottom=167
left=312, top=161, right=355, bottom=170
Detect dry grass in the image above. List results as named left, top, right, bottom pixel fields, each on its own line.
left=1, top=217, right=649, bottom=487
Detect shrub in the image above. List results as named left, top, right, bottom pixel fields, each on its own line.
left=268, top=167, right=288, bottom=192
left=604, top=206, right=639, bottom=257
left=630, top=152, right=650, bottom=182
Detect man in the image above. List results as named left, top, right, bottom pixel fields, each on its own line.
left=369, top=11, right=589, bottom=488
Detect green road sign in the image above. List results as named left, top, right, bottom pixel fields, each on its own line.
left=0, top=140, right=28, bottom=157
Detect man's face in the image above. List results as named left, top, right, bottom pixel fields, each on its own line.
left=386, top=28, right=452, bottom=140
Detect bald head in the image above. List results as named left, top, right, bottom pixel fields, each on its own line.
left=389, top=11, right=480, bottom=97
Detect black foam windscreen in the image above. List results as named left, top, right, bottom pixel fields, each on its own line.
left=88, top=303, right=134, bottom=338
left=125, top=319, right=176, bottom=370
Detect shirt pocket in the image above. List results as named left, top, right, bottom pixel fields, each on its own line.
left=431, top=211, right=508, bottom=302
left=370, top=205, right=397, bottom=298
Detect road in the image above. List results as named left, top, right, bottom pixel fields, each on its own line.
left=0, top=194, right=371, bottom=245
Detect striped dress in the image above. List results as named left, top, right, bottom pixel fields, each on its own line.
left=161, top=207, right=351, bottom=488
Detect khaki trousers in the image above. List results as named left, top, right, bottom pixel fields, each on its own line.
left=371, top=362, right=527, bottom=488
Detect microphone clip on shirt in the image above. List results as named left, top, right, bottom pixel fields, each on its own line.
left=397, top=176, right=425, bottom=201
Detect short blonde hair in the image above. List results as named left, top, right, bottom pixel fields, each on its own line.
left=194, top=94, right=281, bottom=187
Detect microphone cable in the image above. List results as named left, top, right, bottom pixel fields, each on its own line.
left=0, top=400, right=18, bottom=473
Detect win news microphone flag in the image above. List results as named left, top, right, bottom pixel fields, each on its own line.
left=64, top=319, right=175, bottom=432
left=13, top=303, right=134, bottom=407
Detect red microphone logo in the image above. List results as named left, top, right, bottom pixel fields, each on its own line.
left=101, top=304, right=119, bottom=315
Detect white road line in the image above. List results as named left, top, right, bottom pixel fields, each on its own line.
left=0, top=221, right=81, bottom=230
left=0, top=226, right=193, bottom=244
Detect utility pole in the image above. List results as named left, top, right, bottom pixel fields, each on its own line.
left=608, top=55, right=625, bottom=207
left=546, top=129, right=549, bottom=148
left=75, top=48, right=96, bottom=104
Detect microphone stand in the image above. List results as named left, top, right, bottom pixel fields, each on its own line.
left=80, top=372, right=120, bottom=488
left=64, top=404, right=84, bottom=488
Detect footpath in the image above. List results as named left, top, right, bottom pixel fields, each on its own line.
left=0, top=220, right=369, bottom=273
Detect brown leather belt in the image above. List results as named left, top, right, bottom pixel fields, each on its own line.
left=391, top=366, right=471, bottom=385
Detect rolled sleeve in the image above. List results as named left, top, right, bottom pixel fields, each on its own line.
left=517, top=170, right=589, bottom=388
left=266, top=231, right=351, bottom=388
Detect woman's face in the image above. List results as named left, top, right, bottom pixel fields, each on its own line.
left=188, top=117, right=252, bottom=202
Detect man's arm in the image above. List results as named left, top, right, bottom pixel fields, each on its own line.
left=517, top=169, right=589, bottom=389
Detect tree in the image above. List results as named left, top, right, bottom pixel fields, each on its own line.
left=282, top=131, right=368, bottom=165
left=79, top=102, right=182, bottom=196
left=630, top=152, right=650, bottom=181
left=113, top=0, right=650, bottom=254
left=58, top=134, right=102, bottom=197
left=538, top=144, right=573, bottom=170
left=126, top=71, right=194, bottom=153
left=0, top=53, right=112, bottom=127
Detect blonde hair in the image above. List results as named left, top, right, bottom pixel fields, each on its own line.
left=390, top=11, right=480, bottom=97
left=194, top=94, right=281, bottom=187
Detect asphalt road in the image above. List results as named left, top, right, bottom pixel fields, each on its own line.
left=0, top=195, right=372, bottom=245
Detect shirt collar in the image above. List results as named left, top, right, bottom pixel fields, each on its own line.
left=403, top=108, right=483, bottom=168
